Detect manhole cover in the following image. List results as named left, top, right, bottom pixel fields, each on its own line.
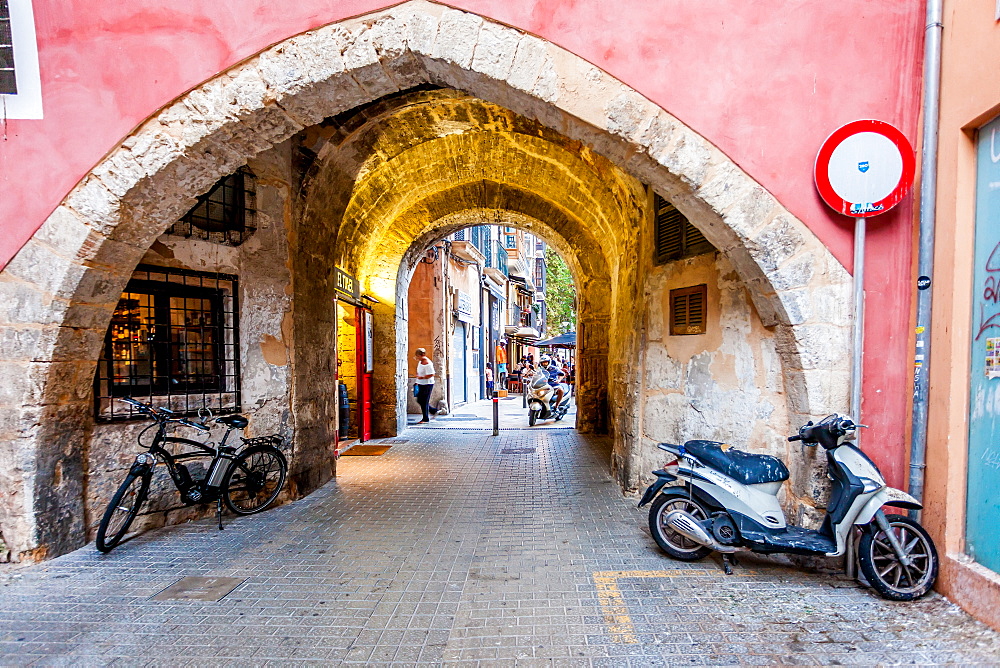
left=501, top=448, right=536, bottom=454
left=152, top=576, right=246, bottom=602
left=381, top=439, right=408, bottom=444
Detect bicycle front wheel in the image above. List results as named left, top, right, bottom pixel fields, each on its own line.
left=222, top=446, right=287, bottom=515
left=96, top=472, right=149, bottom=552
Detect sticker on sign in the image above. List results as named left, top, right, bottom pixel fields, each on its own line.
left=815, top=120, right=915, bottom=218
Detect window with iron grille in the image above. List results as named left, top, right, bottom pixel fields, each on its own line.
left=505, top=235, right=517, bottom=249
left=670, top=284, right=708, bottom=336
left=94, top=265, right=241, bottom=421
left=166, top=167, right=256, bottom=246
left=0, top=0, right=15, bottom=95
left=654, top=193, right=714, bottom=264
left=453, top=228, right=466, bottom=241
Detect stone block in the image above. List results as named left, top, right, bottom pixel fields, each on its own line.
left=3, top=240, right=86, bottom=302
left=256, top=27, right=348, bottom=105
left=31, top=207, right=95, bottom=261
left=767, top=254, right=817, bottom=293
left=746, top=213, right=807, bottom=275
left=276, top=71, right=371, bottom=128
left=405, top=6, right=440, bottom=57
left=657, top=128, right=711, bottom=189
left=119, top=121, right=184, bottom=182
left=507, top=35, right=549, bottom=94
left=0, top=326, right=44, bottom=362
left=432, top=9, right=482, bottom=68
left=471, top=22, right=520, bottom=81
left=0, top=278, right=66, bottom=327
left=696, top=159, right=757, bottom=217
left=89, top=149, right=149, bottom=200
left=63, top=176, right=121, bottom=237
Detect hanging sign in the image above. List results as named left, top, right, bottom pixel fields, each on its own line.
left=335, top=267, right=360, bottom=300
left=814, top=120, right=915, bottom=217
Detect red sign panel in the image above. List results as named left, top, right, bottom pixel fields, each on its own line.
left=814, top=120, right=915, bottom=218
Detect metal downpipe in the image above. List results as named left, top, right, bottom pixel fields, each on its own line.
left=908, top=0, right=944, bottom=519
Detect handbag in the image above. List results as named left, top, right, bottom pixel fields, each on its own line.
left=413, top=383, right=420, bottom=397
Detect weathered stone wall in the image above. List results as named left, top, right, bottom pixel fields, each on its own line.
left=0, top=2, right=853, bottom=561
left=629, top=246, right=847, bottom=525
left=82, top=145, right=299, bottom=537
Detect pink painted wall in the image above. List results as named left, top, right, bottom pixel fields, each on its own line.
left=0, top=0, right=924, bottom=485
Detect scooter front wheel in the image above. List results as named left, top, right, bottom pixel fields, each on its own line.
left=858, top=514, right=938, bottom=601
left=648, top=488, right=712, bottom=561
left=528, top=409, right=538, bottom=427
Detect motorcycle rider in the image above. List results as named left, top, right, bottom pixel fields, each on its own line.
left=538, top=355, right=566, bottom=409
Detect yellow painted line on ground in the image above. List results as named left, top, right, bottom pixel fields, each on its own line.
left=592, top=568, right=758, bottom=644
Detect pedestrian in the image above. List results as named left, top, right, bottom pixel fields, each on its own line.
left=485, top=363, right=495, bottom=394
left=414, top=347, right=435, bottom=424
left=496, top=340, right=508, bottom=386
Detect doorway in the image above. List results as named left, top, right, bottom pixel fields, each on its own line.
left=336, top=300, right=373, bottom=443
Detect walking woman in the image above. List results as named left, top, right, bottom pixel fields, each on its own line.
left=414, top=347, right=435, bottom=424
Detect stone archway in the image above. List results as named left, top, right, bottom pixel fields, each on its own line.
left=0, top=0, right=851, bottom=560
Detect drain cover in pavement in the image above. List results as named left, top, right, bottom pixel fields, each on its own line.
left=380, top=439, right=408, bottom=444
left=152, top=576, right=246, bottom=602
left=501, top=448, right=536, bottom=454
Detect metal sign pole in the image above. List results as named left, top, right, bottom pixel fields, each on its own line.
left=851, top=216, right=866, bottom=449
left=492, top=391, right=499, bottom=436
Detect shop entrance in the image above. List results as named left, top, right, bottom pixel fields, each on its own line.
left=336, top=298, right=373, bottom=443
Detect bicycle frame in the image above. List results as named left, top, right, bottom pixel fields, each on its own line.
left=136, top=418, right=246, bottom=503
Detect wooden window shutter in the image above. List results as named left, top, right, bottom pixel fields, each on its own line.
left=654, top=193, right=715, bottom=263
left=670, top=284, right=708, bottom=335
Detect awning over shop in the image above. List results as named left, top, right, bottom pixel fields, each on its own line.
left=534, top=331, right=576, bottom=349
left=504, top=326, right=540, bottom=343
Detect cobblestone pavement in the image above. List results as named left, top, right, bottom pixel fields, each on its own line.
left=2, top=400, right=999, bottom=666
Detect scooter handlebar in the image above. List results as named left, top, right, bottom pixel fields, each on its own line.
left=787, top=434, right=801, bottom=442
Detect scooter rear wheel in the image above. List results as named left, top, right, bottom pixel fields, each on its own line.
left=648, top=488, right=712, bottom=561
left=858, top=514, right=938, bottom=601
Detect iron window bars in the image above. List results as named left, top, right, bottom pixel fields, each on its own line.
left=95, top=265, right=241, bottom=422
left=166, top=167, right=256, bottom=246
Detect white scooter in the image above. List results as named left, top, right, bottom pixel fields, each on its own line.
left=638, top=414, right=939, bottom=600
left=526, top=370, right=571, bottom=426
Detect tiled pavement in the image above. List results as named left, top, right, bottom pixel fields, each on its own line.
left=2, top=400, right=999, bottom=666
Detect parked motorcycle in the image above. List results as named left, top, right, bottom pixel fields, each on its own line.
left=638, top=414, right=938, bottom=600
left=526, top=370, right=571, bottom=426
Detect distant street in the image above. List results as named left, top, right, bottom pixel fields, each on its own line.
left=2, top=398, right=998, bottom=665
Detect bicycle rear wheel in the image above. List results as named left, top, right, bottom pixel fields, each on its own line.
left=96, top=472, right=149, bottom=552
left=222, top=446, right=287, bottom=515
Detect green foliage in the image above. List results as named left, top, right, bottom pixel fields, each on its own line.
left=544, top=247, right=576, bottom=335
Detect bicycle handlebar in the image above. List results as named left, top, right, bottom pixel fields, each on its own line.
left=120, top=398, right=211, bottom=431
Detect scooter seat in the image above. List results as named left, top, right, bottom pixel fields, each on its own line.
left=683, top=440, right=789, bottom=486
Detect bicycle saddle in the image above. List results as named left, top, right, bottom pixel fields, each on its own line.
left=217, top=415, right=249, bottom=429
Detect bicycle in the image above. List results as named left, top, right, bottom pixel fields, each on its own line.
left=95, top=397, right=288, bottom=552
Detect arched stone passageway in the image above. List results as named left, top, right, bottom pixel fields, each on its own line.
left=392, top=213, right=593, bottom=431
left=297, top=89, right=630, bottom=438
left=0, top=0, right=851, bottom=561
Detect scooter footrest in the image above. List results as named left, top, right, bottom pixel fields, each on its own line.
left=759, top=526, right=836, bottom=555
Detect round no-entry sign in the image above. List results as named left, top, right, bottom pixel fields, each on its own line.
left=814, top=119, right=915, bottom=218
